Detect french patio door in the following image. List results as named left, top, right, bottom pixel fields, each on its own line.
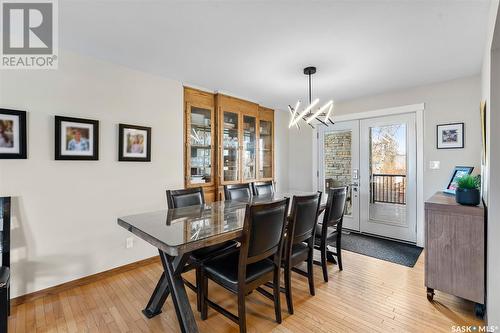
left=318, top=120, right=360, bottom=231
left=319, top=113, right=417, bottom=243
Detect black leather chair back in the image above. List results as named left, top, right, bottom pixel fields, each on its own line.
left=289, top=192, right=322, bottom=244
left=240, top=199, right=289, bottom=264
left=224, top=184, right=252, bottom=201
left=166, top=187, right=205, bottom=209
left=252, top=181, right=275, bottom=196
left=0, top=197, right=11, bottom=268
left=322, top=187, right=348, bottom=227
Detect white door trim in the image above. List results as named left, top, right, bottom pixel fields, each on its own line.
left=332, top=103, right=425, bottom=122
left=313, top=103, right=425, bottom=246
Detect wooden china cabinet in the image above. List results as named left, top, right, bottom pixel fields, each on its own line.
left=183, top=87, right=275, bottom=202
left=257, top=106, right=275, bottom=181
left=184, top=87, right=217, bottom=202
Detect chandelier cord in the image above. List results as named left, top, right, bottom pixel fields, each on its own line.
left=308, top=72, right=312, bottom=106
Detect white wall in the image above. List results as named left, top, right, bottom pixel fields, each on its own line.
left=482, top=0, right=500, bottom=325
left=287, top=76, right=482, bottom=204
left=288, top=125, right=314, bottom=191
left=274, top=109, right=290, bottom=192
left=0, top=50, right=185, bottom=297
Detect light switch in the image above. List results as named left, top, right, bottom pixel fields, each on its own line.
left=429, top=161, right=440, bottom=170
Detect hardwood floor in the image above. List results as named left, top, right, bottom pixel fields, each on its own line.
left=8, top=250, right=483, bottom=332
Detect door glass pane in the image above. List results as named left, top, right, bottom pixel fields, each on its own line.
left=259, top=120, right=272, bottom=178
left=323, top=130, right=353, bottom=216
left=369, top=123, right=407, bottom=224
left=243, top=116, right=256, bottom=180
left=189, top=106, right=212, bottom=184
left=223, top=112, right=239, bottom=182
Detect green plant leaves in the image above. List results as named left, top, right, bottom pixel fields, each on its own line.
left=456, top=174, right=481, bottom=190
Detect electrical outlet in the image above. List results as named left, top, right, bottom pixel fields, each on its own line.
left=126, top=237, right=134, bottom=249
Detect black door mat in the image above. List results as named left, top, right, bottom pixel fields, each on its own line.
left=330, top=232, right=423, bottom=267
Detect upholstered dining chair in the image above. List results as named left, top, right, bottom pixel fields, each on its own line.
left=165, top=187, right=237, bottom=312
left=0, top=197, right=11, bottom=333
left=314, top=187, right=347, bottom=282
left=200, top=198, right=290, bottom=333
left=166, top=187, right=205, bottom=208
left=224, top=183, right=253, bottom=201
left=251, top=181, right=275, bottom=196
left=281, top=192, right=322, bottom=314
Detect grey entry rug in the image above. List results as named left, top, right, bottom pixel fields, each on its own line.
left=330, top=232, right=423, bottom=267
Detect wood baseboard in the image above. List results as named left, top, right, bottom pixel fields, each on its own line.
left=11, top=255, right=161, bottom=307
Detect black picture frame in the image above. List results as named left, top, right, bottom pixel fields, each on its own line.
left=118, top=124, right=152, bottom=162
left=445, top=166, right=474, bottom=193
left=55, top=116, right=99, bottom=160
left=0, top=108, right=27, bottom=159
left=436, top=122, right=464, bottom=149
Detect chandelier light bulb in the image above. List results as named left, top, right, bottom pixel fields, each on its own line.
left=325, top=103, right=334, bottom=123
left=288, top=100, right=301, bottom=128
left=306, top=100, right=333, bottom=123
left=289, top=98, right=319, bottom=127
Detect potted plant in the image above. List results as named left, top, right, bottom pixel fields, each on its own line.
left=455, top=174, right=481, bottom=206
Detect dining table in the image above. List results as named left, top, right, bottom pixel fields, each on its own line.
left=117, top=191, right=326, bottom=333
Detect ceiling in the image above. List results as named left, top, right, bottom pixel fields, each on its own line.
left=60, top=0, right=491, bottom=110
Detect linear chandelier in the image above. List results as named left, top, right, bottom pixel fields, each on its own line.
left=288, top=66, right=334, bottom=129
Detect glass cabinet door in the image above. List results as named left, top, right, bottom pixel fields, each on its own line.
left=222, top=111, right=239, bottom=182
left=243, top=115, right=257, bottom=181
left=188, top=106, right=213, bottom=185
left=259, top=120, right=273, bottom=179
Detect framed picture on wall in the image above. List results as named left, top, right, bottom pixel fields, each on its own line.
left=118, top=124, right=151, bottom=162
left=436, top=122, right=464, bottom=149
left=55, top=116, right=99, bottom=160
left=0, top=108, right=27, bottom=159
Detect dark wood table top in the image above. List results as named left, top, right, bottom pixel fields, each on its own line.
left=118, top=191, right=325, bottom=256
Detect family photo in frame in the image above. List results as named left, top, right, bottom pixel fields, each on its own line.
left=118, top=124, right=152, bottom=162
left=0, top=108, right=27, bottom=159
left=55, top=116, right=99, bottom=160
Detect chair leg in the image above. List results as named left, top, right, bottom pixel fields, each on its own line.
left=307, top=249, right=315, bottom=296
left=320, top=239, right=329, bottom=282
left=237, top=289, right=247, bottom=333
left=7, top=285, right=10, bottom=316
left=336, top=237, right=343, bottom=271
left=284, top=266, right=293, bottom=315
left=0, top=287, right=7, bottom=333
left=200, top=275, right=208, bottom=320
left=195, top=267, right=201, bottom=312
left=273, top=267, right=282, bottom=323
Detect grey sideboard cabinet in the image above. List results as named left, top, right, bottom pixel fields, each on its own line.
left=425, top=191, right=486, bottom=317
